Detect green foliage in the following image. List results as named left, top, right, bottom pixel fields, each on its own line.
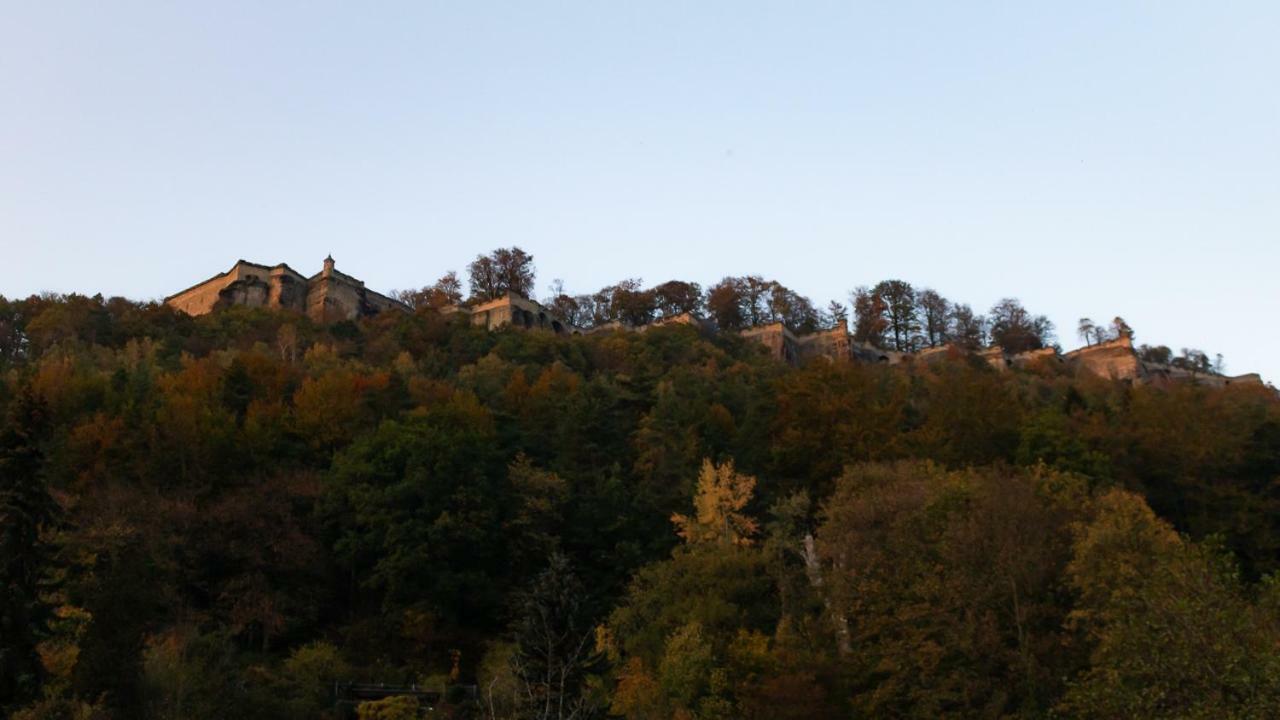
left=323, top=393, right=506, bottom=623
left=818, top=462, right=1086, bottom=717
left=280, top=641, right=350, bottom=717
left=1, top=293, right=1278, bottom=718
left=1059, top=494, right=1280, bottom=718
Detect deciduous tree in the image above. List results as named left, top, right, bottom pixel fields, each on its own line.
left=988, top=298, right=1053, bottom=354
left=917, top=289, right=950, bottom=348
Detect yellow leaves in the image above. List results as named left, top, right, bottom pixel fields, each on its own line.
left=672, top=459, right=759, bottom=547
left=502, top=367, right=531, bottom=412
left=610, top=657, right=664, bottom=720
left=726, top=629, right=771, bottom=674
left=302, top=341, right=341, bottom=371
left=36, top=604, right=92, bottom=683
left=595, top=623, right=619, bottom=663
left=356, top=695, right=419, bottom=720
left=292, top=368, right=389, bottom=450
left=392, top=350, right=415, bottom=377
left=37, top=638, right=81, bottom=680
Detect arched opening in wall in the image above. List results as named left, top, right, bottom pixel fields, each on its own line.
left=538, top=312, right=547, bottom=327
left=552, top=320, right=564, bottom=334
left=522, top=310, right=534, bottom=328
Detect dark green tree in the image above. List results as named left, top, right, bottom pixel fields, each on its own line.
left=916, top=288, right=950, bottom=348
left=512, top=553, right=605, bottom=720
left=0, top=389, right=58, bottom=710
left=871, top=280, right=919, bottom=352
left=988, top=297, right=1053, bottom=353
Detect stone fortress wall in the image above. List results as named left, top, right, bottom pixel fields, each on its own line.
left=165, top=257, right=409, bottom=323
left=169, top=261, right=1265, bottom=388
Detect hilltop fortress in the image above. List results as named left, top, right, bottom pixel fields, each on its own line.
left=165, top=257, right=409, bottom=323
left=167, top=259, right=1265, bottom=388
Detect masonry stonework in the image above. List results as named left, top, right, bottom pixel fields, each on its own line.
left=166, top=257, right=409, bottom=322
left=168, top=262, right=1264, bottom=387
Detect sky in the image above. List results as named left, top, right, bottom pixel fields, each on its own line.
left=2, top=2, right=1277, bottom=381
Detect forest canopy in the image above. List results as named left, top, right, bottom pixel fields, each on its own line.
left=1, top=286, right=1278, bottom=719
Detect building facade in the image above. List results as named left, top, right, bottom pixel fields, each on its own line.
left=165, top=257, right=409, bottom=322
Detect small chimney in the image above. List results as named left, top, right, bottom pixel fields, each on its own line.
left=323, top=254, right=335, bottom=277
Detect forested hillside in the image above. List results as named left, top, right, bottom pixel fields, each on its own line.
left=2, top=290, right=1279, bottom=719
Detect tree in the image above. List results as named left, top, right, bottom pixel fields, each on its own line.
left=0, top=296, right=30, bottom=367
left=1109, top=316, right=1133, bottom=341
left=0, top=389, right=59, bottom=711
left=469, top=248, right=536, bottom=301
left=495, top=248, right=537, bottom=299
left=872, top=280, right=919, bottom=352
left=765, top=284, right=820, bottom=334
left=651, top=281, right=703, bottom=319
left=705, top=279, right=746, bottom=331
left=917, top=289, right=950, bottom=348
left=1174, top=348, right=1211, bottom=374
left=706, top=277, right=816, bottom=332
left=673, top=460, right=760, bottom=548
left=542, top=283, right=592, bottom=328
left=1137, top=344, right=1172, bottom=365
left=392, top=271, right=464, bottom=310
left=739, top=277, right=772, bottom=327
left=988, top=298, right=1053, bottom=354
left=818, top=462, right=1084, bottom=717
left=824, top=301, right=848, bottom=330
left=357, top=695, right=419, bottom=720
left=279, top=641, right=352, bottom=717
left=604, top=457, right=777, bottom=720
left=949, top=303, right=986, bottom=349
left=1059, top=490, right=1280, bottom=718
left=469, top=255, right=502, bottom=301
left=850, top=286, right=888, bottom=346
left=432, top=271, right=464, bottom=308
left=511, top=554, right=604, bottom=720
left=505, top=456, right=569, bottom=571
left=600, top=279, right=657, bottom=326
left=322, top=396, right=508, bottom=625
left=1077, top=318, right=1096, bottom=347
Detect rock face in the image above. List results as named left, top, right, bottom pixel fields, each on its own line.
left=166, top=257, right=409, bottom=323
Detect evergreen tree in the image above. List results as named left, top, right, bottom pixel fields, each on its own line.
left=512, top=553, right=604, bottom=720
left=0, top=389, right=58, bottom=710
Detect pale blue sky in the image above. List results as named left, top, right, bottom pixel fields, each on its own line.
left=2, top=2, right=1277, bottom=380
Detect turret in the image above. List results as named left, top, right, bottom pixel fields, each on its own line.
left=323, top=254, right=335, bottom=277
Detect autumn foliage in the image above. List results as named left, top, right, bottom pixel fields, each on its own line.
left=0, top=292, right=1278, bottom=718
